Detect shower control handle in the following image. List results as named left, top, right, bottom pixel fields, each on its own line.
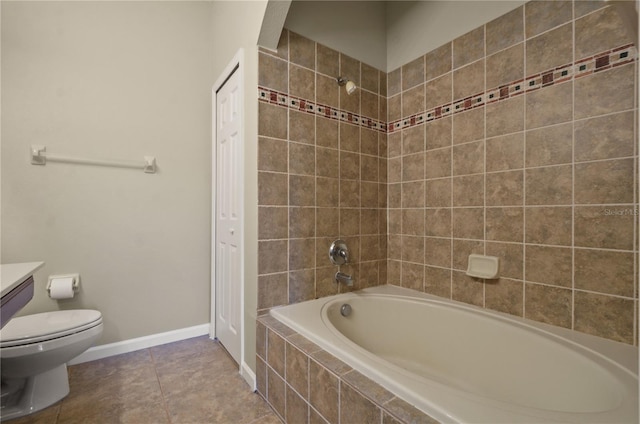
left=329, top=240, right=349, bottom=265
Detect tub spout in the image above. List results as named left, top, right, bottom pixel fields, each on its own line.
left=335, top=271, right=353, bottom=287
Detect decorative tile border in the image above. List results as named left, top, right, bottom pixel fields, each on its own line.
left=258, top=44, right=636, bottom=136
left=388, top=43, right=637, bottom=133
left=257, top=87, right=388, bottom=133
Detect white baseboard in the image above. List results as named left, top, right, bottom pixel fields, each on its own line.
left=241, top=361, right=256, bottom=390
left=68, top=323, right=210, bottom=365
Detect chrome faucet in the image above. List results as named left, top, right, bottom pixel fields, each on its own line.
left=335, top=271, right=353, bottom=287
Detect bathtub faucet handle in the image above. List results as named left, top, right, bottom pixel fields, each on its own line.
left=329, top=240, right=349, bottom=265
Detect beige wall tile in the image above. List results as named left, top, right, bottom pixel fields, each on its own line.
left=340, top=383, right=381, bottom=424
left=290, top=64, right=315, bottom=101
left=259, top=137, right=288, bottom=172
left=453, top=207, right=484, bottom=239
left=259, top=171, right=288, bottom=206
left=316, top=147, right=339, bottom=179
left=575, top=159, right=634, bottom=204
left=525, top=81, right=573, bottom=130
left=486, top=242, right=523, bottom=280
left=316, top=117, right=338, bottom=149
left=424, top=237, right=451, bottom=268
left=316, top=177, right=339, bottom=207
left=402, top=83, right=425, bottom=117
left=425, top=73, right=452, bottom=110
left=340, top=53, right=361, bottom=86
left=290, top=142, right=315, bottom=175
left=524, top=283, right=572, bottom=328
left=485, top=278, right=523, bottom=316
left=486, top=207, right=523, bottom=242
left=575, top=5, right=635, bottom=59
left=486, top=6, right=524, bottom=55
left=575, top=249, right=634, bottom=296
left=402, top=152, right=425, bottom=181
left=340, top=86, right=360, bottom=114
left=486, top=96, right=524, bottom=137
left=316, top=207, right=339, bottom=238
left=267, top=367, right=286, bottom=418
left=525, top=123, right=572, bottom=167
left=259, top=52, right=288, bottom=93
left=453, top=107, right=484, bottom=145
left=258, top=273, right=288, bottom=310
left=387, top=68, right=401, bottom=97
left=486, top=132, right=524, bottom=172
left=402, top=55, right=425, bottom=91
left=361, top=63, right=380, bottom=94
left=486, top=43, right=524, bottom=90
left=316, top=43, right=339, bottom=77
left=290, top=175, right=315, bottom=206
left=289, top=32, right=315, bottom=69
left=267, top=329, right=286, bottom=376
left=525, top=245, right=572, bottom=287
left=259, top=206, right=288, bottom=240
left=575, top=112, right=635, bottom=162
left=289, top=268, right=315, bottom=303
left=401, top=261, right=424, bottom=291
left=525, top=0, right=572, bottom=38
left=525, top=165, right=572, bottom=205
left=402, top=208, right=425, bottom=236
left=361, top=90, right=379, bottom=120
left=453, top=60, right=485, bottom=100
left=425, top=148, right=452, bottom=179
left=574, top=292, right=635, bottom=344
left=525, top=206, right=572, bottom=245
left=425, top=208, right=452, bottom=237
left=453, top=140, right=484, bottom=176
left=453, top=239, right=484, bottom=270
left=424, top=266, right=452, bottom=298
left=286, top=386, right=309, bottom=423
left=575, top=64, right=635, bottom=120
left=290, top=207, right=315, bottom=239
left=574, top=206, right=634, bottom=250
left=289, top=238, right=315, bottom=271
left=340, top=151, right=360, bottom=180
left=486, top=170, right=523, bottom=206
left=453, top=174, right=484, bottom=207
left=426, top=116, right=452, bottom=150
left=426, top=42, right=452, bottom=81
left=403, top=180, right=427, bottom=208
left=452, top=270, right=483, bottom=306
left=402, top=125, right=425, bottom=155
left=259, top=240, right=288, bottom=274
left=316, top=74, right=339, bottom=109
left=401, top=235, right=425, bottom=264
left=259, top=102, right=288, bottom=139
left=574, top=0, right=608, bottom=18
left=340, top=123, right=360, bottom=153
left=453, top=26, right=485, bottom=69
left=340, top=180, right=360, bottom=208
left=526, top=23, right=573, bottom=76
left=309, top=361, right=339, bottom=424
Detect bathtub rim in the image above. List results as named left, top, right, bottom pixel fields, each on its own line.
left=269, top=284, right=638, bottom=423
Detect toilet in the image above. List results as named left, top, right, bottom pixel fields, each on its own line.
left=0, top=310, right=103, bottom=421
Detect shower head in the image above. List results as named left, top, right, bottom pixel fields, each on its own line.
left=337, top=76, right=357, bottom=95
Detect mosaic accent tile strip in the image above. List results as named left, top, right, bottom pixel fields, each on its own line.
left=257, top=87, right=388, bottom=133
left=257, top=44, right=636, bottom=135
left=388, top=43, right=637, bottom=133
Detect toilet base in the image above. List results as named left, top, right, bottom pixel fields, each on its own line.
left=0, top=364, right=70, bottom=422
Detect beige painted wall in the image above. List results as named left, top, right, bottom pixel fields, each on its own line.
left=210, top=0, right=269, bottom=372
left=283, top=0, right=525, bottom=72
left=1, top=1, right=215, bottom=345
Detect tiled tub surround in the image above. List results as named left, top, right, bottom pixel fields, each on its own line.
left=255, top=315, right=438, bottom=424
left=385, top=1, right=639, bottom=345
left=258, top=286, right=638, bottom=423
left=257, top=30, right=389, bottom=314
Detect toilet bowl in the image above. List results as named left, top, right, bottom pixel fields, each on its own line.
left=0, top=310, right=103, bottom=421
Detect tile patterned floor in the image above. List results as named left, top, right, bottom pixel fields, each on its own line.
left=7, top=336, right=280, bottom=424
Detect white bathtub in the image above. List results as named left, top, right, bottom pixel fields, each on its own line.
left=270, top=285, right=638, bottom=423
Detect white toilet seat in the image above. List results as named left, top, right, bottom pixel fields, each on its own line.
left=0, top=310, right=102, bottom=348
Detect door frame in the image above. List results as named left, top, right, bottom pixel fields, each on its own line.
left=211, top=48, right=245, bottom=368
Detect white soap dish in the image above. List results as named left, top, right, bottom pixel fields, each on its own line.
left=466, top=254, right=499, bottom=279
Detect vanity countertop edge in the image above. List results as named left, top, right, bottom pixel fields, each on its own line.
left=1, top=262, right=44, bottom=297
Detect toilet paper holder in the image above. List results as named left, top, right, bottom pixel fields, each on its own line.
left=46, top=274, right=80, bottom=295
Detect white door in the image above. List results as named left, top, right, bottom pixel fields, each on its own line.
left=214, top=66, right=242, bottom=364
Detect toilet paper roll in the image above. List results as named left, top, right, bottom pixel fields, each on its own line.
left=49, top=277, right=75, bottom=299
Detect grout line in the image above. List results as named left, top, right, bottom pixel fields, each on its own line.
left=571, top=1, right=577, bottom=332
